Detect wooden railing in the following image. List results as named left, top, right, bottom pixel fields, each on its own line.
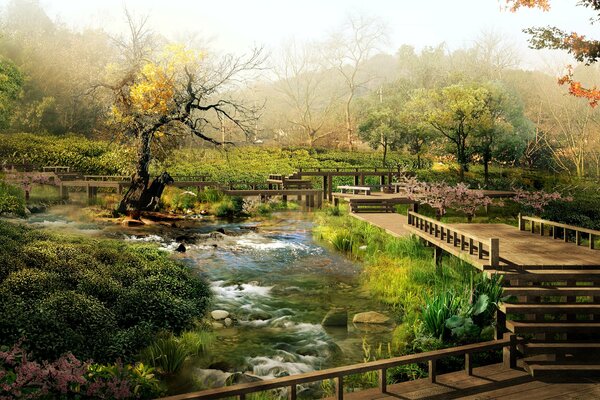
left=297, top=166, right=403, bottom=173
left=159, top=336, right=520, bottom=400
left=519, top=214, right=600, bottom=250
left=83, top=175, right=132, bottom=182
left=407, top=211, right=500, bottom=267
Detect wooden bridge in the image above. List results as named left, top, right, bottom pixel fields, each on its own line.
left=356, top=211, right=600, bottom=377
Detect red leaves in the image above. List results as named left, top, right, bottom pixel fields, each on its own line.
left=558, top=66, right=600, bottom=108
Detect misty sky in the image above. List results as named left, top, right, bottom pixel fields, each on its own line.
left=16, top=0, right=595, bottom=69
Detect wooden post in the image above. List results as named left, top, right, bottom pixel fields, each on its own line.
left=465, top=353, right=473, bottom=376
left=469, top=238, right=474, bottom=255
left=360, top=174, right=365, bottom=185
left=380, top=175, right=385, bottom=186
left=239, top=395, right=246, bottom=400
left=478, top=241, right=484, bottom=259
left=503, top=333, right=517, bottom=369
left=434, top=246, right=443, bottom=273
left=327, top=175, right=333, bottom=202
left=288, top=385, right=297, bottom=400
left=576, top=230, right=581, bottom=246
left=540, top=222, right=544, bottom=236
left=379, top=368, right=387, bottom=393
left=490, top=238, right=500, bottom=267
left=564, top=227, right=569, bottom=243
left=591, top=234, right=595, bottom=250
left=354, top=175, right=359, bottom=185
left=518, top=213, right=523, bottom=230
left=322, top=176, right=328, bottom=200
left=335, top=376, right=344, bottom=400
left=530, top=220, right=535, bottom=234
left=495, top=309, right=506, bottom=340
left=428, top=359, right=437, bottom=383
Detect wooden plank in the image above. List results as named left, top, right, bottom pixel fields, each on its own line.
left=506, top=321, right=600, bottom=334
left=503, top=287, right=600, bottom=297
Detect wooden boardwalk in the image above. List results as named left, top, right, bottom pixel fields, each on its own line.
left=352, top=211, right=600, bottom=377
left=326, top=362, right=600, bottom=400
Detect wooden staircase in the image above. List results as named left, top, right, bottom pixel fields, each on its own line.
left=492, top=268, right=600, bottom=377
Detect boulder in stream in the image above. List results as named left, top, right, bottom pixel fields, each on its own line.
left=175, top=243, right=186, bottom=253
left=211, top=310, right=230, bottom=320
left=352, top=311, right=391, bottom=325
left=248, top=311, right=272, bottom=321
left=321, top=308, right=348, bottom=327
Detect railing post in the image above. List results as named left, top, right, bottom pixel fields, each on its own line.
left=465, top=352, right=473, bottom=376
left=428, top=359, right=437, bottom=383
left=591, top=234, right=596, bottom=250
left=518, top=213, right=523, bottom=231
left=239, top=394, right=246, bottom=400
left=503, top=333, right=517, bottom=369
left=379, top=368, right=387, bottom=393
left=288, top=385, right=297, bottom=400
left=335, top=376, right=344, bottom=400
left=489, top=238, right=500, bottom=267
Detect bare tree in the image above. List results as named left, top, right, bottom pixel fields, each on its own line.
left=324, top=14, right=388, bottom=149
left=274, top=40, right=338, bottom=147
left=98, top=12, right=264, bottom=217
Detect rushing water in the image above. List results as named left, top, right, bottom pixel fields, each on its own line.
left=27, top=207, right=395, bottom=395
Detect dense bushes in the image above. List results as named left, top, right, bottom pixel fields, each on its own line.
left=0, top=181, right=27, bottom=216
left=0, top=133, right=134, bottom=175
left=0, top=221, right=211, bottom=363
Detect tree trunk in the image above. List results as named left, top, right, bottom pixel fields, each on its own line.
left=382, top=142, right=388, bottom=167
left=345, top=92, right=354, bottom=150
left=483, top=152, right=491, bottom=186
left=117, top=132, right=173, bottom=217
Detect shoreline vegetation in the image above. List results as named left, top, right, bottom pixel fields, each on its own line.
left=1, top=136, right=600, bottom=398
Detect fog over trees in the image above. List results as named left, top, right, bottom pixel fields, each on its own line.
left=2, top=0, right=600, bottom=179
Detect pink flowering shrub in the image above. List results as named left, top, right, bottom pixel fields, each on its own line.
left=512, top=188, right=573, bottom=214
left=404, top=178, right=496, bottom=221
left=0, top=343, right=162, bottom=399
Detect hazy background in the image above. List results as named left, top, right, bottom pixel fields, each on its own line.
left=20, top=0, right=589, bottom=69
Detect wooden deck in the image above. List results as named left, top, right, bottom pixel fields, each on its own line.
left=351, top=212, right=600, bottom=269
left=326, top=362, right=600, bottom=400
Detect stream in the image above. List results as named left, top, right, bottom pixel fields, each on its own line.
left=27, top=208, right=395, bottom=396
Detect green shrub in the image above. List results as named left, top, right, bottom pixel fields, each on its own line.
left=0, top=221, right=211, bottom=363
left=421, top=292, right=463, bottom=339
left=0, top=181, right=26, bottom=217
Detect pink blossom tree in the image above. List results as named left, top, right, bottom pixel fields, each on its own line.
left=512, top=188, right=572, bottom=214
left=404, top=178, right=497, bottom=221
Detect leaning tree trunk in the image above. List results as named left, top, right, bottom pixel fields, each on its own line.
left=117, top=132, right=173, bottom=218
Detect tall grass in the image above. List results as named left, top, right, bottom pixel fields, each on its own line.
left=141, top=330, right=215, bottom=374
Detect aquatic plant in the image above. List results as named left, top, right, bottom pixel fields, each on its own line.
left=421, top=292, right=463, bottom=339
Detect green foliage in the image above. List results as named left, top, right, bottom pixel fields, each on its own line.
left=0, top=58, right=23, bottom=129
left=0, top=221, right=211, bottom=363
left=0, top=181, right=27, bottom=217
left=213, top=196, right=246, bottom=218
left=0, top=133, right=135, bottom=175
left=421, top=292, right=463, bottom=339
left=141, top=331, right=214, bottom=374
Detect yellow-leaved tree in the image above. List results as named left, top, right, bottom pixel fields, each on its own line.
left=100, top=14, right=263, bottom=217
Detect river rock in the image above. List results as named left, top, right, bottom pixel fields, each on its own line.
left=211, top=310, right=230, bottom=320
left=122, top=218, right=145, bottom=227
left=175, top=243, right=186, bottom=253
left=248, top=311, right=272, bottom=321
left=321, top=308, right=348, bottom=327
left=352, top=311, right=391, bottom=325
left=226, top=372, right=262, bottom=385
left=224, top=317, right=233, bottom=327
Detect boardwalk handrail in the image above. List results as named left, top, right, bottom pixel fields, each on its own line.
left=298, top=166, right=402, bottom=173
left=519, top=214, right=599, bottom=250
left=407, top=211, right=500, bottom=267
left=159, top=336, right=521, bottom=400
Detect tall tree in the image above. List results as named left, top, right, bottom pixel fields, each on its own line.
left=0, top=58, right=23, bottom=129
left=101, top=13, right=263, bottom=216
left=422, top=84, right=489, bottom=180
left=358, top=106, right=402, bottom=166
left=324, top=14, right=387, bottom=149
left=274, top=40, right=337, bottom=147
left=474, top=82, right=532, bottom=183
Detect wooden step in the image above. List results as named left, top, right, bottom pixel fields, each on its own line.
left=524, top=361, right=600, bottom=378
left=500, top=303, right=600, bottom=314
left=506, top=320, right=600, bottom=334
left=520, top=342, right=600, bottom=355
left=490, top=270, right=600, bottom=283
left=503, top=287, right=600, bottom=297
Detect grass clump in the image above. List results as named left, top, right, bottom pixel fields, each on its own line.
left=141, top=331, right=215, bottom=374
